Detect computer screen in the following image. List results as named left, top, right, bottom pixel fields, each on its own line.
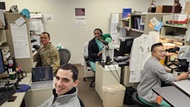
left=0, top=2, right=5, bottom=10
left=0, top=49, right=5, bottom=74
left=119, top=37, right=134, bottom=56
left=32, top=66, right=53, bottom=82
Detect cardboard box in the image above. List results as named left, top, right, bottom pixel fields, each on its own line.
left=172, top=6, right=182, bottom=13
left=185, top=1, right=190, bottom=14
left=156, top=5, right=172, bottom=13
left=156, top=5, right=181, bottom=13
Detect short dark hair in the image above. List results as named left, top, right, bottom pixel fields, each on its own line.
left=41, top=32, right=50, bottom=38
left=151, top=42, right=163, bottom=52
left=55, top=63, right=79, bottom=81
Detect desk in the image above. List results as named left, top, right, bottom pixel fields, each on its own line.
left=1, top=73, right=32, bottom=107
left=173, top=80, right=190, bottom=97
left=1, top=73, right=54, bottom=107
left=24, top=79, right=54, bottom=107
left=152, top=86, right=190, bottom=107
left=117, top=62, right=138, bottom=88
left=95, top=62, right=121, bottom=100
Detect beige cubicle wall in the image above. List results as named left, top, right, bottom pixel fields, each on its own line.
left=5, top=13, right=33, bottom=73
left=122, top=66, right=138, bottom=88
left=25, top=87, right=53, bottom=107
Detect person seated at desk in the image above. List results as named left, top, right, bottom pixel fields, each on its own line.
left=88, top=28, right=104, bottom=71
left=38, top=63, right=81, bottom=107
left=137, top=43, right=189, bottom=107
left=33, top=32, right=60, bottom=72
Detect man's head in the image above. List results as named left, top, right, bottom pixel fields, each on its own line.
left=54, top=63, right=79, bottom=96
left=94, top=28, right=103, bottom=40
left=40, top=32, right=50, bottom=46
left=151, top=43, right=166, bottom=60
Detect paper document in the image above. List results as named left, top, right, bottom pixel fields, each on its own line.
left=15, top=17, right=26, bottom=26
left=0, top=10, right=5, bottom=26
left=111, top=13, right=119, bottom=23
left=10, top=23, right=30, bottom=58
left=30, top=13, right=42, bottom=19
left=76, top=18, right=86, bottom=26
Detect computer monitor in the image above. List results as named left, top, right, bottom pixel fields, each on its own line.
left=0, top=2, right=5, bottom=10
left=119, top=37, right=134, bottom=56
left=0, top=49, right=5, bottom=74
left=32, top=66, right=53, bottom=82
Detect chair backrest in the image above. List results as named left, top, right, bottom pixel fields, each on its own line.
left=83, top=42, right=92, bottom=73
left=78, top=97, right=85, bottom=107
left=83, top=42, right=89, bottom=60
left=59, top=48, right=71, bottom=66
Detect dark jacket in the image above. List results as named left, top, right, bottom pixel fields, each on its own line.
left=88, top=38, right=101, bottom=62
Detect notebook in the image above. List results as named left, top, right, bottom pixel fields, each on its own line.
left=32, top=66, right=53, bottom=82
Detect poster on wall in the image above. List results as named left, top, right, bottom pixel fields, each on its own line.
left=43, top=14, right=54, bottom=22
left=75, top=8, right=85, bottom=16
left=76, top=18, right=86, bottom=26
left=75, top=8, right=86, bottom=26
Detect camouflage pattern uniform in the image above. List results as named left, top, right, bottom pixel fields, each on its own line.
left=33, top=43, right=60, bottom=72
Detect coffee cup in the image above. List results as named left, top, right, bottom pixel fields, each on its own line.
left=17, top=71, right=27, bottom=81
left=9, top=72, right=17, bottom=80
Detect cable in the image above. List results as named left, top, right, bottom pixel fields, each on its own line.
left=106, top=64, right=120, bottom=83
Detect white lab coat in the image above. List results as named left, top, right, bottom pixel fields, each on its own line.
left=129, top=31, right=159, bottom=83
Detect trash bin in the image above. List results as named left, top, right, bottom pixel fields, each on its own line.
left=102, top=84, right=126, bottom=107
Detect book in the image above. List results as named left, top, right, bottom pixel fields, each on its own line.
left=122, top=8, right=132, bottom=19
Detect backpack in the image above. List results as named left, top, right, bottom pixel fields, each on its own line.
left=123, top=86, right=137, bottom=105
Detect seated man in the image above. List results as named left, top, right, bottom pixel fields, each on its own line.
left=137, top=43, right=189, bottom=107
left=38, top=63, right=81, bottom=107
left=33, top=32, right=60, bottom=72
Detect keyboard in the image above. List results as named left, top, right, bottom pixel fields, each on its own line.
left=114, top=55, right=130, bottom=62
left=0, top=88, right=16, bottom=106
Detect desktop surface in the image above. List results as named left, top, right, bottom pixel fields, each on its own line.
left=31, top=81, right=53, bottom=89
left=1, top=73, right=31, bottom=107
left=173, top=79, right=190, bottom=97
left=153, top=86, right=190, bottom=107
left=0, top=88, right=16, bottom=106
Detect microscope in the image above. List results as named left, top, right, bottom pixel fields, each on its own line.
left=102, top=41, right=114, bottom=65
left=166, top=45, right=190, bottom=72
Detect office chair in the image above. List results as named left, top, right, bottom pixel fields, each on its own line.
left=132, top=92, right=152, bottom=107
left=83, top=42, right=95, bottom=87
left=78, top=97, right=85, bottom=107
left=59, top=48, right=71, bottom=66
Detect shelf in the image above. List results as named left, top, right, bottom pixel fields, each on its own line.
left=0, top=40, right=6, bottom=46
left=131, top=14, right=145, bottom=16
left=163, top=24, right=188, bottom=29
left=0, top=46, right=10, bottom=61
left=131, top=28, right=144, bottom=33
left=162, top=35, right=185, bottom=41
left=121, top=19, right=130, bottom=21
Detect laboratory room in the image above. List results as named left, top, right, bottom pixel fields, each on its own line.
left=0, top=0, right=190, bottom=107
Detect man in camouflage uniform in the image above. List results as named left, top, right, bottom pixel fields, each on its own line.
left=33, top=32, right=60, bottom=72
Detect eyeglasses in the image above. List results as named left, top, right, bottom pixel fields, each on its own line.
left=40, top=37, right=48, bottom=39
left=158, top=50, right=166, bottom=54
